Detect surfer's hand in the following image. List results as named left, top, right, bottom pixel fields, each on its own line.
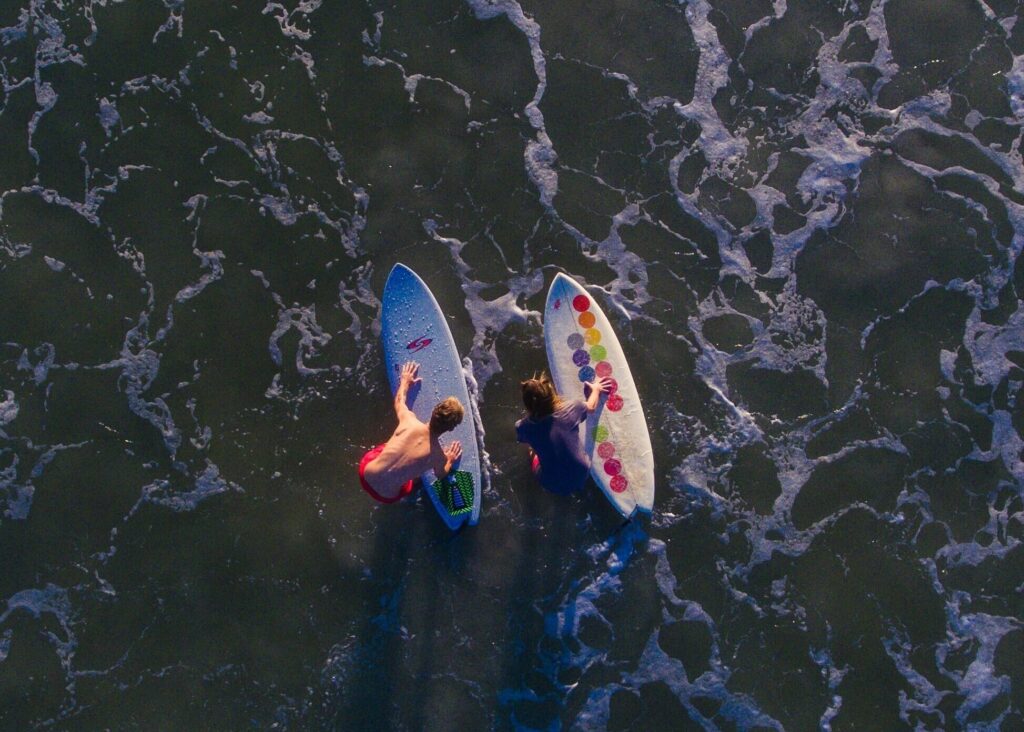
left=584, top=377, right=612, bottom=412
left=400, top=361, right=421, bottom=385
left=443, top=440, right=462, bottom=470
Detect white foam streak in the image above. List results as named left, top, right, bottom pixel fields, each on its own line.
left=675, top=0, right=746, bottom=169
left=465, top=0, right=555, bottom=206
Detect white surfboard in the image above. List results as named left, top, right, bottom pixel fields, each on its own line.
left=543, top=273, right=655, bottom=517
left=381, top=264, right=481, bottom=529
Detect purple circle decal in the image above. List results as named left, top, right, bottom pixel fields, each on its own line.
left=567, top=333, right=584, bottom=350
left=572, top=349, right=590, bottom=367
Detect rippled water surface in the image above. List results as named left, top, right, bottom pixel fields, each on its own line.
left=2, top=0, right=1023, bottom=729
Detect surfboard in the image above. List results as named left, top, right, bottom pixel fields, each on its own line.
left=380, top=263, right=481, bottom=529
left=543, top=273, right=655, bottom=517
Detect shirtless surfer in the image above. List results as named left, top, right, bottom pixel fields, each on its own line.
left=358, top=361, right=464, bottom=503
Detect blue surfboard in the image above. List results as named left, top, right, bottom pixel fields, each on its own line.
left=381, top=264, right=481, bottom=529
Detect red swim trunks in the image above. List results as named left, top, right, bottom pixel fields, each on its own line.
left=358, top=443, right=415, bottom=504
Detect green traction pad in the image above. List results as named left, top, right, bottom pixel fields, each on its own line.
left=433, top=470, right=474, bottom=517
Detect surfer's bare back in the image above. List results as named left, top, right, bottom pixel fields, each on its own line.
left=358, top=361, right=464, bottom=503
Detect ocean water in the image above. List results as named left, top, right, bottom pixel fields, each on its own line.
left=1, top=0, right=1023, bottom=729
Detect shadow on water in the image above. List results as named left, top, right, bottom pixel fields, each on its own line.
left=322, top=432, right=475, bottom=727
left=330, top=499, right=422, bottom=728
left=321, top=449, right=628, bottom=730
left=327, top=500, right=489, bottom=730
left=493, top=465, right=631, bottom=730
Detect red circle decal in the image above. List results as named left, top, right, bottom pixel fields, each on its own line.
left=603, top=458, right=622, bottom=476
left=607, top=394, right=624, bottom=412
left=610, top=475, right=628, bottom=493
left=572, top=295, right=590, bottom=312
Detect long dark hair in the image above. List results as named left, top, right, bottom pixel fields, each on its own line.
left=520, top=372, right=562, bottom=419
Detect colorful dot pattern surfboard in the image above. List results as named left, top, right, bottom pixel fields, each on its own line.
left=543, top=273, right=655, bottom=517
left=381, top=264, right=481, bottom=529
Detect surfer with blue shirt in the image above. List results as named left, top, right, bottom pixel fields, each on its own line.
left=359, top=361, right=464, bottom=504
left=515, top=372, right=611, bottom=495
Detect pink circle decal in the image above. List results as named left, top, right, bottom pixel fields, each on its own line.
left=603, top=458, right=622, bottom=476
left=606, top=378, right=619, bottom=394
left=597, top=442, right=616, bottom=459
left=572, top=295, right=590, bottom=312
left=607, top=394, right=624, bottom=412
left=610, top=475, right=629, bottom=493
left=595, top=361, right=612, bottom=378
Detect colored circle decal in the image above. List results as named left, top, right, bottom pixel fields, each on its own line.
left=610, top=475, right=629, bottom=493
left=566, top=333, right=584, bottom=350
left=606, top=378, right=619, bottom=394
left=584, top=328, right=601, bottom=345
left=597, top=442, right=616, bottom=459
left=572, top=349, right=590, bottom=367
left=607, top=394, right=624, bottom=412
left=572, top=295, right=590, bottom=312
left=603, top=458, right=622, bottom=476
left=593, top=425, right=609, bottom=442
left=578, top=366, right=596, bottom=382
left=578, top=311, right=596, bottom=328
left=595, top=361, right=613, bottom=378
left=590, top=345, right=607, bottom=361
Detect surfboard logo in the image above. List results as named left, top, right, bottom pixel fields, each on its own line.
left=407, top=335, right=432, bottom=353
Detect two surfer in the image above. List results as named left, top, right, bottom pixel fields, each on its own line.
left=358, top=361, right=464, bottom=503
left=359, top=363, right=613, bottom=503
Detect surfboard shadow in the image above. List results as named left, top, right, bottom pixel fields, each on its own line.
left=489, top=457, right=629, bottom=727
left=329, top=489, right=475, bottom=728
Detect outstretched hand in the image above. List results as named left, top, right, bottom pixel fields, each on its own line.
left=443, top=440, right=462, bottom=470
left=400, top=361, right=421, bottom=386
left=584, top=376, right=613, bottom=412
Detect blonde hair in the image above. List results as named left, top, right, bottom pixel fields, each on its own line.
left=520, top=372, right=562, bottom=419
left=429, top=397, right=464, bottom=434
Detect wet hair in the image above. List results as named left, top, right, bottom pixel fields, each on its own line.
left=429, top=397, right=464, bottom=434
left=521, top=372, right=562, bottom=419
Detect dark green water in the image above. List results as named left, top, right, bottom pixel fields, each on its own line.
left=1, top=0, right=1023, bottom=729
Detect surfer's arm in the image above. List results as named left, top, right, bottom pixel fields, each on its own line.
left=394, top=361, right=421, bottom=418
left=584, top=377, right=611, bottom=412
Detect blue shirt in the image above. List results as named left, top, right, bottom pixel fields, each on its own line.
left=515, top=400, right=589, bottom=494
